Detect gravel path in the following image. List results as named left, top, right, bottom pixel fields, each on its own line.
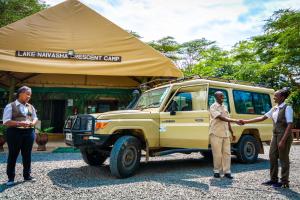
left=0, top=145, right=299, bottom=200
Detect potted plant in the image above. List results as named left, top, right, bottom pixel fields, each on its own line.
left=0, top=124, right=7, bottom=152
left=35, top=127, right=54, bottom=151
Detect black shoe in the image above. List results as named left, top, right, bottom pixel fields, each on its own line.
left=224, top=173, right=233, bottom=179
left=262, top=180, right=277, bottom=186
left=6, top=179, right=15, bottom=186
left=24, top=176, right=36, bottom=182
left=273, top=182, right=289, bottom=188
left=213, top=173, right=220, bottom=178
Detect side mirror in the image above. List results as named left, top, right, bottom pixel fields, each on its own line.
left=170, top=101, right=177, bottom=116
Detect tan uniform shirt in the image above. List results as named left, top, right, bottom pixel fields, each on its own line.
left=209, top=102, right=230, bottom=138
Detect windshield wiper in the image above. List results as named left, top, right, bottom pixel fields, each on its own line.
left=144, top=102, right=160, bottom=109
left=135, top=105, right=146, bottom=110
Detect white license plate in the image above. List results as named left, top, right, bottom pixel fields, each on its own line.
left=66, top=133, right=72, bottom=141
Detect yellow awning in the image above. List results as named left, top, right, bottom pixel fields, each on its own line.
left=0, top=0, right=182, bottom=88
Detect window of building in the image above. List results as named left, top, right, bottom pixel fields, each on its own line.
left=87, top=99, right=119, bottom=114
left=233, top=90, right=272, bottom=114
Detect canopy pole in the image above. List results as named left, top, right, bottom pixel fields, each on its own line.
left=8, top=77, right=15, bottom=103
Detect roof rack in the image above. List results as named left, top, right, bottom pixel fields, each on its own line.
left=139, top=75, right=271, bottom=91
left=139, top=77, right=176, bottom=91
left=199, top=76, right=271, bottom=88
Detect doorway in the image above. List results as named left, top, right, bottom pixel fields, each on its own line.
left=51, top=100, right=66, bottom=132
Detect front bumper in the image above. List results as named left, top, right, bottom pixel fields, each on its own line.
left=65, top=132, right=110, bottom=147
left=63, top=114, right=110, bottom=148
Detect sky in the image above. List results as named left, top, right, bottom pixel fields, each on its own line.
left=44, top=0, right=300, bottom=49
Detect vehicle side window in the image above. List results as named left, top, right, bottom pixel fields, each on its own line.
left=252, top=93, right=272, bottom=114
left=208, top=88, right=230, bottom=112
left=166, top=85, right=207, bottom=112
left=174, top=92, right=192, bottom=111
left=233, top=90, right=253, bottom=114
left=233, top=90, right=272, bottom=114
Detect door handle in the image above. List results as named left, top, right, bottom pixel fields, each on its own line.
left=162, top=120, right=175, bottom=123
left=195, top=118, right=204, bottom=122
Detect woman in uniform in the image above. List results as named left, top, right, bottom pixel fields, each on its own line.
left=241, top=88, right=293, bottom=188
left=2, top=86, right=38, bottom=186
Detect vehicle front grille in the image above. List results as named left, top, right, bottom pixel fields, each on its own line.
left=64, top=114, right=95, bottom=132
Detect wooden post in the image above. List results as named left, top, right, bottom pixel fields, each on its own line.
left=292, top=129, right=300, bottom=140
left=8, top=77, right=15, bottom=103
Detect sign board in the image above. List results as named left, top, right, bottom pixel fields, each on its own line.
left=67, top=99, right=73, bottom=107
left=15, top=50, right=122, bottom=62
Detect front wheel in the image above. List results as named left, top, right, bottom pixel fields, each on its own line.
left=110, top=136, right=142, bottom=178
left=236, top=135, right=259, bottom=163
left=80, top=148, right=108, bottom=166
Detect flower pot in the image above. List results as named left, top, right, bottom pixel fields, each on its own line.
left=0, top=135, right=5, bottom=152
left=35, top=133, right=48, bottom=151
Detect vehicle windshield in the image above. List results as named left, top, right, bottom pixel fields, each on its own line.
left=134, top=86, right=170, bottom=110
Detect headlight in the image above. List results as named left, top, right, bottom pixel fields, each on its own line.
left=86, top=119, right=93, bottom=131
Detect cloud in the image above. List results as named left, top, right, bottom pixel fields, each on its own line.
left=44, top=0, right=300, bottom=49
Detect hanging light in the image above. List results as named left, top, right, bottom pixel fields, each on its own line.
left=67, top=50, right=75, bottom=58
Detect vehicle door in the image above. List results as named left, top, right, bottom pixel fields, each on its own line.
left=159, top=84, right=210, bottom=148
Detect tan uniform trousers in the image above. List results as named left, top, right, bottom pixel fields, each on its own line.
left=210, top=134, right=231, bottom=174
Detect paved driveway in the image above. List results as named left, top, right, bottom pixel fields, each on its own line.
left=0, top=145, right=299, bottom=200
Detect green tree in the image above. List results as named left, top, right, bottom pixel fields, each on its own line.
left=0, top=0, right=47, bottom=28
left=127, top=30, right=142, bottom=39
left=287, top=90, right=300, bottom=128
left=180, top=38, right=215, bottom=72
left=230, top=40, right=262, bottom=83
left=253, top=9, right=300, bottom=89
left=187, top=45, right=234, bottom=78
left=147, top=36, right=181, bottom=61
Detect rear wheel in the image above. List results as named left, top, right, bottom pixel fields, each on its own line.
left=110, top=136, right=141, bottom=178
left=80, top=148, right=108, bottom=166
left=236, top=135, right=259, bottom=163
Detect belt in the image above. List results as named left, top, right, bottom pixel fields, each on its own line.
left=8, top=127, right=34, bottom=131
left=16, top=126, right=34, bottom=129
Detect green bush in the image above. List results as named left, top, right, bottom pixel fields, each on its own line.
left=287, top=90, right=300, bottom=128
left=0, top=124, right=6, bottom=136
left=35, top=127, right=54, bottom=136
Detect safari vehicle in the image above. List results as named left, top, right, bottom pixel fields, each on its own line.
left=64, top=77, right=274, bottom=178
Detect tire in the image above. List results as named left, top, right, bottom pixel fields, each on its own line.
left=236, top=135, right=259, bottom=163
left=110, top=136, right=142, bottom=178
left=80, top=148, right=108, bottom=166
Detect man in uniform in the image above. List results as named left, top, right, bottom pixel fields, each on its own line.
left=209, top=91, right=240, bottom=179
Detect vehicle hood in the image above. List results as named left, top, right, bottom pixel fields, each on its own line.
left=95, top=109, right=159, bottom=119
